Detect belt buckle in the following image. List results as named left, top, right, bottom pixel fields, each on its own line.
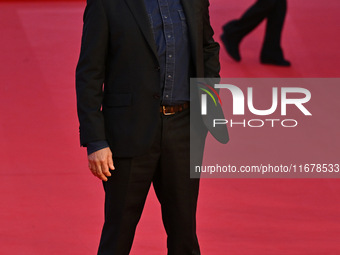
left=162, top=106, right=175, bottom=115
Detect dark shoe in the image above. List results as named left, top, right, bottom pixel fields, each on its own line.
left=220, top=32, right=241, bottom=62
left=260, top=57, right=291, bottom=67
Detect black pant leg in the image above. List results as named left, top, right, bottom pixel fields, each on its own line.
left=261, top=0, right=287, bottom=59
left=98, top=109, right=205, bottom=255
left=97, top=120, right=162, bottom=255
left=153, top=109, right=204, bottom=255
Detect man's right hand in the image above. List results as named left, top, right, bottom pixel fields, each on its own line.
left=88, top=147, right=115, bottom=181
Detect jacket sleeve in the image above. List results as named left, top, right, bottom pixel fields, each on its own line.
left=202, top=0, right=221, bottom=78
left=75, top=0, right=109, bottom=146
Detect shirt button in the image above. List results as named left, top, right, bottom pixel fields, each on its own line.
left=169, top=55, right=172, bottom=58
left=165, top=95, right=169, bottom=98
left=168, top=75, right=172, bottom=78
left=164, top=16, right=168, bottom=19
left=167, top=35, right=171, bottom=38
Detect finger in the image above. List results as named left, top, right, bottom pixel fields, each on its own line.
left=108, top=156, right=115, bottom=171
left=95, top=161, right=108, bottom=182
left=88, top=162, right=98, bottom=177
left=101, top=161, right=111, bottom=177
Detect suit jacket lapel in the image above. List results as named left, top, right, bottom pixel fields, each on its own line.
left=124, top=0, right=159, bottom=62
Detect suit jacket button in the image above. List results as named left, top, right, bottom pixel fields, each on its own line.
left=155, top=66, right=160, bottom=71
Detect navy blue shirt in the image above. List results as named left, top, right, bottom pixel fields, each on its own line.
left=87, top=0, right=192, bottom=154
left=145, top=0, right=192, bottom=105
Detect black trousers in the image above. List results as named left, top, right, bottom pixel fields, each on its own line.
left=97, top=109, right=204, bottom=255
left=224, top=0, right=287, bottom=59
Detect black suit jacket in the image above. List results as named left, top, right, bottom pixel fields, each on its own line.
left=76, top=0, right=227, bottom=157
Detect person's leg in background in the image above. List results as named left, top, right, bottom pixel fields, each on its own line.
left=221, top=0, right=290, bottom=66
left=221, top=0, right=276, bottom=61
left=260, top=0, right=290, bottom=66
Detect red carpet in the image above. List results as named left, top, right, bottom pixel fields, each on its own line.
left=0, top=1, right=339, bottom=254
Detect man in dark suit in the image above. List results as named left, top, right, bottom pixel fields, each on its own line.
left=76, top=0, right=227, bottom=254
left=220, top=0, right=290, bottom=66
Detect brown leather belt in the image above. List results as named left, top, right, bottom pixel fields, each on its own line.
left=160, top=102, right=189, bottom=115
